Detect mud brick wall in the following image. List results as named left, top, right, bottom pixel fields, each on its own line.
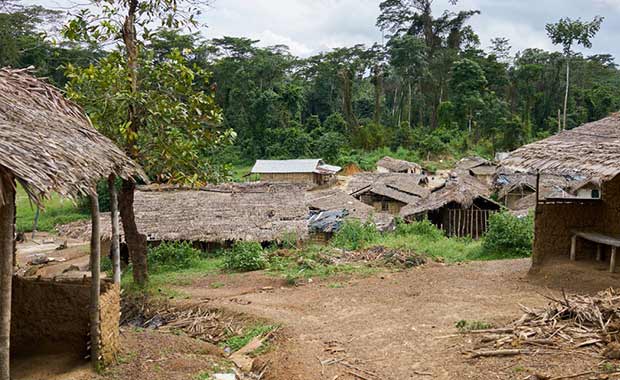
left=532, top=175, right=620, bottom=267
left=11, top=277, right=120, bottom=365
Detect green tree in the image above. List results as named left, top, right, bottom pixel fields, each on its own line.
left=546, top=16, right=604, bottom=130
left=450, top=59, right=488, bottom=135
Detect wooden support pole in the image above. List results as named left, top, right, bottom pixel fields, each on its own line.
left=0, top=172, right=15, bottom=380
left=108, top=175, right=121, bottom=285
left=610, top=247, right=617, bottom=274
left=89, top=193, right=101, bottom=367
left=596, top=244, right=602, bottom=262
left=570, top=235, right=577, bottom=261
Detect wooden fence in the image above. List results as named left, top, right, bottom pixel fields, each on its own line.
left=445, top=208, right=494, bottom=239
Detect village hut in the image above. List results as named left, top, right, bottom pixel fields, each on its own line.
left=502, top=113, right=620, bottom=272
left=251, top=159, right=341, bottom=185
left=59, top=182, right=311, bottom=250
left=456, top=156, right=497, bottom=186
left=348, top=173, right=429, bottom=215
left=400, top=172, right=500, bottom=238
left=495, top=171, right=571, bottom=210
left=376, top=156, right=422, bottom=174
left=0, top=67, right=145, bottom=377
left=305, top=188, right=394, bottom=241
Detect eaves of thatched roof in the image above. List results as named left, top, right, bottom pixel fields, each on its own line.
left=501, top=114, right=620, bottom=180
left=376, top=156, right=421, bottom=172
left=0, top=67, right=146, bottom=204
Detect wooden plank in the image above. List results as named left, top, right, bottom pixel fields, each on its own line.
left=597, top=244, right=602, bottom=262
left=574, top=231, right=620, bottom=247
left=90, top=193, right=101, bottom=367
left=570, top=235, right=577, bottom=261
left=611, top=247, right=617, bottom=273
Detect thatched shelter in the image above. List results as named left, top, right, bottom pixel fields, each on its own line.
left=456, top=156, right=497, bottom=186
left=495, top=171, right=570, bottom=210
left=348, top=173, right=429, bottom=215
left=60, top=183, right=310, bottom=247
left=502, top=114, right=620, bottom=272
left=0, top=67, right=145, bottom=376
left=376, top=156, right=422, bottom=174
left=400, top=172, right=500, bottom=238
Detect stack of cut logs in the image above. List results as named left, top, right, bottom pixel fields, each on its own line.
left=466, top=288, right=620, bottom=359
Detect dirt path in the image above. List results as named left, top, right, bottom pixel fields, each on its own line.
left=179, top=259, right=612, bottom=380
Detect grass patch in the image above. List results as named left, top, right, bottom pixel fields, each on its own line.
left=455, top=319, right=494, bottom=332
left=222, top=324, right=277, bottom=353
left=15, top=185, right=89, bottom=233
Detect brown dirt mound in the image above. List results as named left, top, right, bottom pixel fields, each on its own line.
left=341, top=245, right=427, bottom=268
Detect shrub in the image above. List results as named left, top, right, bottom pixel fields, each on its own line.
left=482, top=211, right=533, bottom=258
left=225, top=242, right=267, bottom=272
left=147, top=241, right=201, bottom=271
left=395, top=219, right=444, bottom=241
left=331, top=219, right=380, bottom=250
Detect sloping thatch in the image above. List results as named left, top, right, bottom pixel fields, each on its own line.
left=0, top=67, right=146, bottom=204
left=400, top=173, right=495, bottom=218
left=456, top=156, right=492, bottom=171
left=376, top=156, right=421, bottom=173
left=502, top=114, right=620, bottom=180
left=59, top=183, right=310, bottom=243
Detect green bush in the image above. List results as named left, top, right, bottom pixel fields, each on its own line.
left=395, top=219, right=444, bottom=241
left=331, top=219, right=380, bottom=250
left=224, top=242, right=267, bottom=272
left=147, top=241, right=201, bottom=271
left=482, top=211, right=533, bottom=258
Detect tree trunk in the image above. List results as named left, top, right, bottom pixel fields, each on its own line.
left=406, top=80, right=412, bottom=126
left=372, top=65, right=383, bottom=125
left=563, top=58, right=570, bottom=131
left=108, top=175, right=121, bottom=285
left=89, top=193, right=101, bottom=367
left=0, top=171, right=15, bottom=380
left=119, top=180, right=148, bottom=286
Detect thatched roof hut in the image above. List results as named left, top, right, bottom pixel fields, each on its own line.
left=0, top=67, right=145, bottom=372
left=0, top=67, right=145, bottom=204
left=501, top=114, right=620, bottom=180
left=376, top=156, right=422, bottom=174
left=60, top=183, right=310, bottom=244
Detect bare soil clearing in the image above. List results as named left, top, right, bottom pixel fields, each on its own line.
left=180, top=259, right=620, bottom=380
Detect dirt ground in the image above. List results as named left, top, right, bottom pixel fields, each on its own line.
left=12, top=253, right=620, bottom=380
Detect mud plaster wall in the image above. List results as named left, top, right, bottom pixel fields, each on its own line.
left=11, top=277, right=120, bottom=365
left=532, top=175, right=620, bottom=267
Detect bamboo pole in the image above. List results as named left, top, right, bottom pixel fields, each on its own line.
left=0, top=172, right=15, bottom=380
left=108, top=175, right=121, bottom=285
left=89, top=193, right=101, bottom=367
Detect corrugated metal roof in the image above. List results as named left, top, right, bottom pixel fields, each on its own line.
left=251, top=159, right=340, bottom=174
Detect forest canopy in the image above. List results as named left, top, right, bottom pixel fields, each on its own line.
left=2, top=0, right=619, bottom=178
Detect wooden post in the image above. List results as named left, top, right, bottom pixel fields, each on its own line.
left=570, top=235, right=577, bottom=261
left=89, top=193, right=101, bottom=367
left=0, top=172, right=15, bottom=380
left=610, top=247, right=617, bottom=273
left=596, top=244, right=602, bottom=262
left=108, top=175, right=121, bottom=285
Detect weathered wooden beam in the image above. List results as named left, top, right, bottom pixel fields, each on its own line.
left=0, top=171, right=15, bottom=380
left=108, top=175, right=121, bottom=285
left=596, top=244, right=602, bottom=262
left=610, top=247, right=617, bottom=274
left=570, top=235, right=577, bottom=261
left=90, top=193, right=101, bottom=367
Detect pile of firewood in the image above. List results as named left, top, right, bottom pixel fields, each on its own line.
left=465, top=288, right=620, bottom=359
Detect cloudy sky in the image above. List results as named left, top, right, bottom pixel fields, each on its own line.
left=197, top=0, right=620, bottom=59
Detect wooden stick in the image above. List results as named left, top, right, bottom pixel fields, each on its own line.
left=470, top=349, right=529, bottom=358
left=109, top=175, right=121, bottom=285
left=0, top=171, right=15, bottom=380
left=90, top=193, right=101, bottom=367
left=549, top=371, right=594, bottom=380
left=611, top=247, right=617, bottom=273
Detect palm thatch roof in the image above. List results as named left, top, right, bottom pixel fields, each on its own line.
left=348, top=173, right=428, bottom=195
left=501, top=114, right=620, bottom=180
left=0, top=67, right=145, bottom=204
left=59, top=183, right=310, bottom=243
left=399, top=173, right=498, bottom=218
left=376, top=156, right=422, bottom=173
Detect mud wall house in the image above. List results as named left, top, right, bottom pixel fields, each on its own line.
left=0, top=67, right=146, bottom=375
left=59, top=182, right=311, bottom=250
left=399, top=173, right=500, bottom=238
left=376, top=156, right=422, bottom=174
left=347, top=173, right=430, bottom=215
left=457, top=156, right=497, bottom=187
left=501, top=113, right=620, bottom=271
left=251, top=159, right=341, bottom=185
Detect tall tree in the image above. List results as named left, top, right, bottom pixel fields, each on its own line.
left=64, top=1, right=227, bottom=286
left=546, top=16, right=604, bottom=130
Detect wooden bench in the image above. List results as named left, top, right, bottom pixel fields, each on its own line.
left=570, top=231, right=620, bottom=273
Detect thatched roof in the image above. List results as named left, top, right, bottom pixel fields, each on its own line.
left=59, top=183, right=310, bottom=243
left=502, top=114, right=620, bottom=180
left=349, top=172, right=430, bottom=205
left=376, top=156, right=421, bottom=173
left=0, top=68, right=145, bottom=204
left=399, top=173, right=498, bottom=218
